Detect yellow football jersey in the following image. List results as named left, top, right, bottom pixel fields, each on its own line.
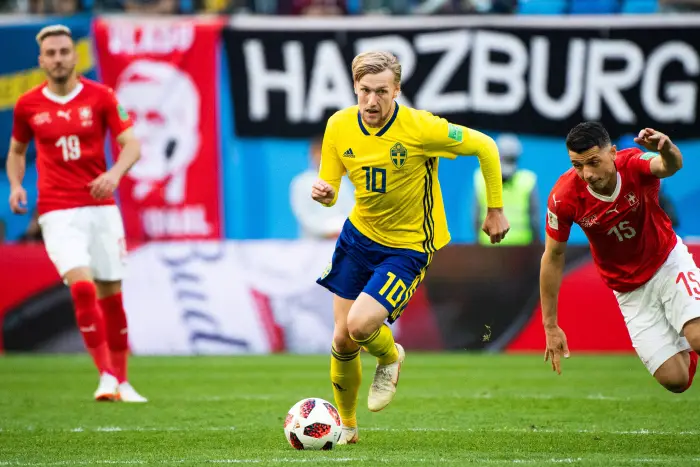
left=319, top=103, right=502, bottom=254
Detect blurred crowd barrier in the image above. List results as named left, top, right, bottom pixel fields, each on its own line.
left=1, top=13, right=699, bottom=354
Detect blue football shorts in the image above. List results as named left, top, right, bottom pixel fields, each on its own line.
left=316, top=219, right=431, bottom=323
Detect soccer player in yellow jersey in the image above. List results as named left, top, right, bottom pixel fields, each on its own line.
left=312, top=51, right=510, bottom=444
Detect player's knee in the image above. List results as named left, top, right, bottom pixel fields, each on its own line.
left=657, top=373, right=690, bottom=394
left=682, top=319, right=700, bottom=352
left=662, top=380, right=689, bottom=394
left=70, top=280, right=97, bottom=309
left=332, top=330, right=358, bottom=354
left=346, top=314, right=374, bottom=343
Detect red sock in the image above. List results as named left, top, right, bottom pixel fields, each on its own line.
left=70, top=281, right=112, bottom=376
left=685, top=351, right=698, bottom=391
left=99, top=292, right=129, bottom=384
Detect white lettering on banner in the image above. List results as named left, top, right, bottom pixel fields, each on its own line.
left=244, top=39, right=305, bottom=122
left=306, top=41, right=355, bottom=121
left=242, top=30, right=699, bottom=125
left=471, top=30, right=528, bottom=114
left=414, top=30, right=470, bottom=112
left=108, top=24, right=195, bottom=55
left=530, top=37, right=586, bottom=120
left=142, top=205, right=211, bottom=237
left=584, top=40, right=644, bottom=124
left=641, top=41, right=699, bottom=123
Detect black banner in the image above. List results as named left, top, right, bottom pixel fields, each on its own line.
left=224, top=17, right=700, bottom=139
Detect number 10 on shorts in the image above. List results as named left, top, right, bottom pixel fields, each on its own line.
left=379, top=272, right=407, bottom=307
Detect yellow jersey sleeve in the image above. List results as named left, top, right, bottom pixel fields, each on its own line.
left=421, top=113, right=504, bottom=209
left=318, top=115, right=346, bottom=207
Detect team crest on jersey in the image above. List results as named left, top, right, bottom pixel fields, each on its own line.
left=79, top=106, right=93, bottom=127
left=580, top=214, right=599, bottom=228
left=390, top=142, right=408, bottom=169
left=32, top=112, right=51, bottom=125
left=625, top=192, right=638, bottom=207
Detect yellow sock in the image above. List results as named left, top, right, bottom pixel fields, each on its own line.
left=352, top=324, right=399, bottom=365
left=330, top=346, right=362, bottom=428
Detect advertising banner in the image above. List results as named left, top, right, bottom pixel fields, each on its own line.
left=224, top=16, right=700, bottom=139
left=94, top=17, right=225, bottom=244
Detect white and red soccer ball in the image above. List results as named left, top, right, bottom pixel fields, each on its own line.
left=284, top=397, right=342, bottom=450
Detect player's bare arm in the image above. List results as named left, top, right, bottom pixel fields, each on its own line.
left=634, top=128, right=683, bottom=179
left=540, top=234, right=570, bottom=375
left=6, top=137, right=29, bottom=214
left=88, top=128, right=141, bottom=200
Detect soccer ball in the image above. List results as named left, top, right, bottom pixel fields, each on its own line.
left=283, top=397, right=342, bottom=450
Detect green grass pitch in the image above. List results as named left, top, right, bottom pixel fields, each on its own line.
left=0, top=353, right=696, bottom=466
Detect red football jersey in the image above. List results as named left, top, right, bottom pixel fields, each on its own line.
left=12, top=77, right=133, bottom=215
left=545, top=148, right=677, bottom=292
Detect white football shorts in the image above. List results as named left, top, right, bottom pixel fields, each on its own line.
left=614, top=236, right=700, bottom=375
left=38, top=205, right=127, bottom=282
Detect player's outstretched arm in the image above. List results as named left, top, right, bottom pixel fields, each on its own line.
left=457, top=129, right=510, bottom=243
left=634, top=128, right=683, bottom=179
left=423, top=117, right=509, bottom=243
left=6, top=137, right=29, bottom=214
left=540, top=234, right=570, bottom=375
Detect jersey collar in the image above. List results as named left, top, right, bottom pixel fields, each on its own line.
left=42, top=81, right=84, bottom=105
left=357, top=102, right=400, bottom=137
left=587, top=171, right=622, bottom=203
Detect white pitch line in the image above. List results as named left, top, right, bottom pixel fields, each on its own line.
left=179, top=393, right=697, bottom=403
left=92, top=426, right=236, bottom=433
left=1, top=426, right=696, bottom=436
left=363, top=427, right=700, bottom=436
left=2, top=458, right=699, bottom=466
left=0, top=427, right=236, bottom=434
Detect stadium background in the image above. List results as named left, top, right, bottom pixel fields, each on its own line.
left=1, top=1, right=700, bottom=358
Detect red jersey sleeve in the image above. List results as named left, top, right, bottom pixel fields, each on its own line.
left=624, top=148, right=657, bottom=184
left=103, top=88, right=132, bottom=139
left=545, top=189, right=575, bottom=242
left=11, top=98, right=33, bottom=143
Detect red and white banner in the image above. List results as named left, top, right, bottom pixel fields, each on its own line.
left=93, top=17, right=224, bottom=244
left=121, top=240, right=340, bottom=355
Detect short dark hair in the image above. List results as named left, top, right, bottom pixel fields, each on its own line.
left=36, top=25, right=73, bottom=47
left=566, top=122, right=611, bottom=154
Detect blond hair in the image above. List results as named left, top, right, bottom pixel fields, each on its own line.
left=352, top=51, right=401, bottom=85
left=36, top=24, right=72, bottom=46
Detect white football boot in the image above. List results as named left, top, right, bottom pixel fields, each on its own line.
left=117, top=382, right=148, bottom=403
left=367, top=343, right=405, bottom=412
left=94, top=373, right=119, bottom=401
left=337, top=426, right=359, bottom=445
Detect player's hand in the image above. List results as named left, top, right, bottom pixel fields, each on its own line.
left=89, top=170, right=121, bottom=200
left=482, top=207, right=510, bottom=244
left=311, top=179, right=336, bottom=205
left=544, top=325, right=570, bottom=375
left=9, top=185, right=28, bottom=214
left=634, top=128, right=673, bottom=154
